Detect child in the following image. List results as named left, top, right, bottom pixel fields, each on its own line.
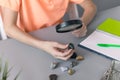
left=0, top=0, right=97, bottom=60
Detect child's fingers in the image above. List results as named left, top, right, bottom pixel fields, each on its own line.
left=55, top=49, right=75, bottom=60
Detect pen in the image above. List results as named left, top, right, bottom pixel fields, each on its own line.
left=97, top=43, right=120, bottom=47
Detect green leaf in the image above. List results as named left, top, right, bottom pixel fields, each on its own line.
left=14, top=70, right=21, bottom=80
left=2, top=61, right=8, bottom=80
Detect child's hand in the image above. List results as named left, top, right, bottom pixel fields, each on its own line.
left=41, top=41, right=74, bottom=60
left=72, top=23, right=87, bottom=38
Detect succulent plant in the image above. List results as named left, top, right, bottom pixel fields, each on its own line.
left=0, top=57, right=20, bottom=80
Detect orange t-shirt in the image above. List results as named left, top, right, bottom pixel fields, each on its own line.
left=0, top=0, right=84, bottom=32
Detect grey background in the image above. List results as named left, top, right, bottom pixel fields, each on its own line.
left=78, top=0, right=120, bottom=15
left=93, top=0, right=120, bottom=12
left=64, top=0, right=120, bottom=20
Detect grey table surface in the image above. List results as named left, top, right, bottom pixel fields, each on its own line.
left=0, top=6, right=120, bottom=80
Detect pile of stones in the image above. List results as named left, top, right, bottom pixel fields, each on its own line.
left=49, top=43, right=84, bottom=79
left=50, top=54, right=84, bottom=75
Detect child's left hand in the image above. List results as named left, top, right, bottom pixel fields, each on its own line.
left=72, top=23, right=87, bottom=37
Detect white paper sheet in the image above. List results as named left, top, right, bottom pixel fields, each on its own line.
left=79, top=31, right=120, bottom=61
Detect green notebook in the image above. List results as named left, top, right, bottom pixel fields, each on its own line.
left=79, top=18, right=120, bottom=61
left=97, top=18, right=120, bottom=37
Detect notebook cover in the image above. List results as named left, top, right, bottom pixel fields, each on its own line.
left=97, top=18, right=120, bottom=37
left=78, top=18, right=120, bottom=61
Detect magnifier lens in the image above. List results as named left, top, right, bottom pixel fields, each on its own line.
left=58, top=24, right=81, bottom=31
left=56, top=20, right=82, bottom=33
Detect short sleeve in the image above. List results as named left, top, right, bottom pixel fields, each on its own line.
left=0, top=0, right=21, bottom=11
left=70, top=0, right=85, bottom=4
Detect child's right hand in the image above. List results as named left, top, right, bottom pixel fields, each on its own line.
left=40, top=41, right=74, bottom=60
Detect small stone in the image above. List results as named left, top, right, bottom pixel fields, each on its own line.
left=50, top=62, right=58, bottom=69
left=76, top=55, right=84, bottom=61
left=60, top=66, right=69, bottom=72
left=70, top=52, right=77, bottom=59
left=68, top=43, right=74, bottom=49
left=68, top=69, right=75, bottom=75
left=70, top=61, right=78, bottom=68
left=49, top=74, right=58, bottom=80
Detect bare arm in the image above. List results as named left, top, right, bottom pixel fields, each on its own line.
left=1, top=7, right=43, bottom=49
left=79, top=0, right=97, bottom=25
left=72, top=0, right=97, bottom=37
left=1, top=7, right=74, bottom=60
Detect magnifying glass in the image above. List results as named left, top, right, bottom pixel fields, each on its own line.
left=56, top=20, right=83, bottom=33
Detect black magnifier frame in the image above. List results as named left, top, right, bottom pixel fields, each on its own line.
left=56, top=20, right=83, bottom=33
